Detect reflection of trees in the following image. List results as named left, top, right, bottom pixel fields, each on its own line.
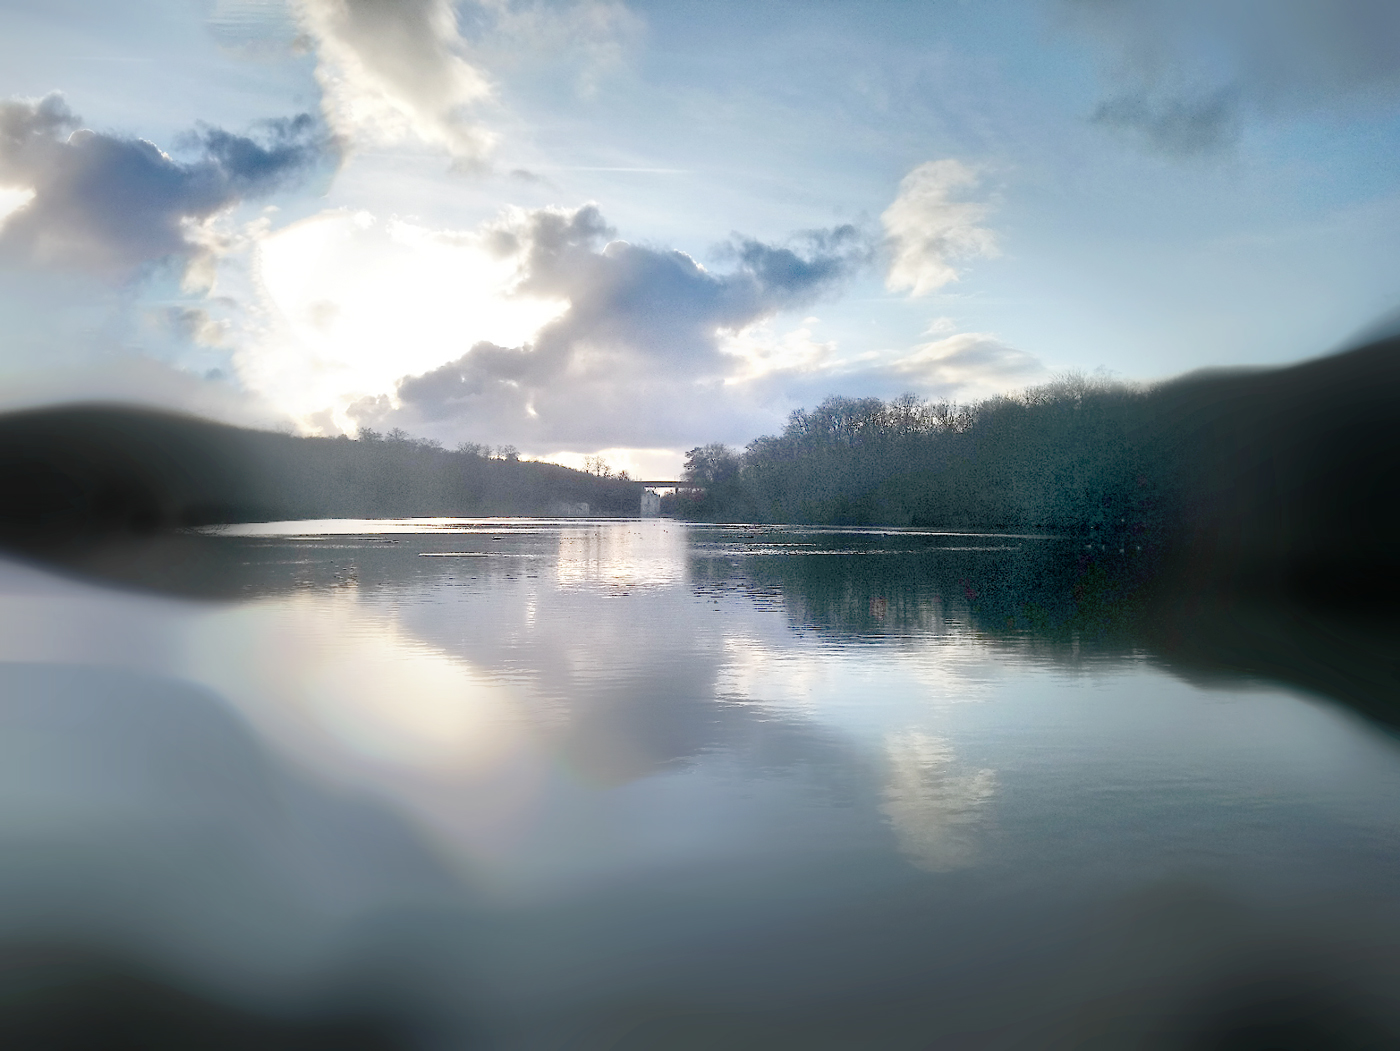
left=17, top=513, right=1400, bottom=743
left=692, top=531, right=1400, bottom=729
left=690, top=536, right=1151, bottom=655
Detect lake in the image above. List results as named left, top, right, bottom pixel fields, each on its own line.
left=2, top=518, right=1399, bottom=1048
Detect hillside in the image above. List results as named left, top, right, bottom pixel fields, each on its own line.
left=0, top=406, right=641, bottom=548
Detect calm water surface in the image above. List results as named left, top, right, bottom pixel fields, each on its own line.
left=2, top=519, right=1399, bottom=1047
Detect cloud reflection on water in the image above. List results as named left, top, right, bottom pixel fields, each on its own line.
left=3, top=521, right=1400, bottom=1045
left=0, top=523, right=888, bottom=892
left=880, top=731, right=997, bottom=873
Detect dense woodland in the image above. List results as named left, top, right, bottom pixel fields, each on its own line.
left=679, top=335, right=1400, bottom=604
left=679, top=377, right=1160, bottom=536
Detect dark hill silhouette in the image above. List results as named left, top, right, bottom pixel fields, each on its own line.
left=0, top=405, right=640, bottom=549
left=1147, top=335, right=1400, bottom=606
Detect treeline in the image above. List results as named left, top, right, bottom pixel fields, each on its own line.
left=681, top=335, right=1400, bottom=605
left=681, top=377, right=1158, bottom=537
left=0, top=407, right=640, bottom=546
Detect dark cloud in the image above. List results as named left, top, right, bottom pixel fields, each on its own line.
left=397, top=341, right=542, bottom=409
left=1065, top=0, right=1400, bottom=156
left=734, top=225, right=867, bottom=302
left=0, top=94, right=335, bottom=279
left=393, top=204, right=869, bottom=445
left=188, top=113, right=331, bottom=193
left=1091, top=88, right=1240, bottom=157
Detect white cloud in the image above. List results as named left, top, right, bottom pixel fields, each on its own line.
left=388, top=204, right=866, bottom=446
left=476, top=0, right=644, bottom=98
left=882, top=159, right=998, bottom=297
left=295, top=0, right=496, bottom=164
left=0, top=171, right=1033, bottom=451
left=889, top=331, right=1045, bottom=396
left=921, top=315, right=958, bottom=336
left=724, top=324, right=1044, bottom=409
left=0, top=97, right=337, bottom=424
left=162, top=306, right=232, bottom=348
left=719, top=320, right=839, bottom=384
left=5, top=167, right=1023, bottom=455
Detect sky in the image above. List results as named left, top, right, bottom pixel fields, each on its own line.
left=0, top=0, right=1398, bottom=477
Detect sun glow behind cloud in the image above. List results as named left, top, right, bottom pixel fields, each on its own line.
left=0, top=72, right=1035, bottom=456
left=239, top=209, right=568, bottom=433
left=719, top=318, right=840, bottom=385
left=0, top=186, right=33, bottom=227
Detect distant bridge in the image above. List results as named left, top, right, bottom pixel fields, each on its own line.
left=632, top=480, right=701, bottom=518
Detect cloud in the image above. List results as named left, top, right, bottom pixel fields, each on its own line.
left=1064, top=0, right=1400, bottom=155
left=475, top=0, right=644, bottom=98
left=887, top=331, right=1045, bottom=392
left=295, top=0, right=495, bottom=164
left=1091, top=88, right=1240, bottom=157
left=229, top=204, right=1026, bottom=452
left=0, top=94, right=332, bottom=280
left=882, top=160, right=997, bottom=297
left=720, top=320, right=840, bottom=385
left=390, top=204, right=868, bottom=444
left=164, top=306, right=231, bottom=347
left=729, top=328, right=1046, bottom=412
left=0, top=185, right=34, bottom=225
